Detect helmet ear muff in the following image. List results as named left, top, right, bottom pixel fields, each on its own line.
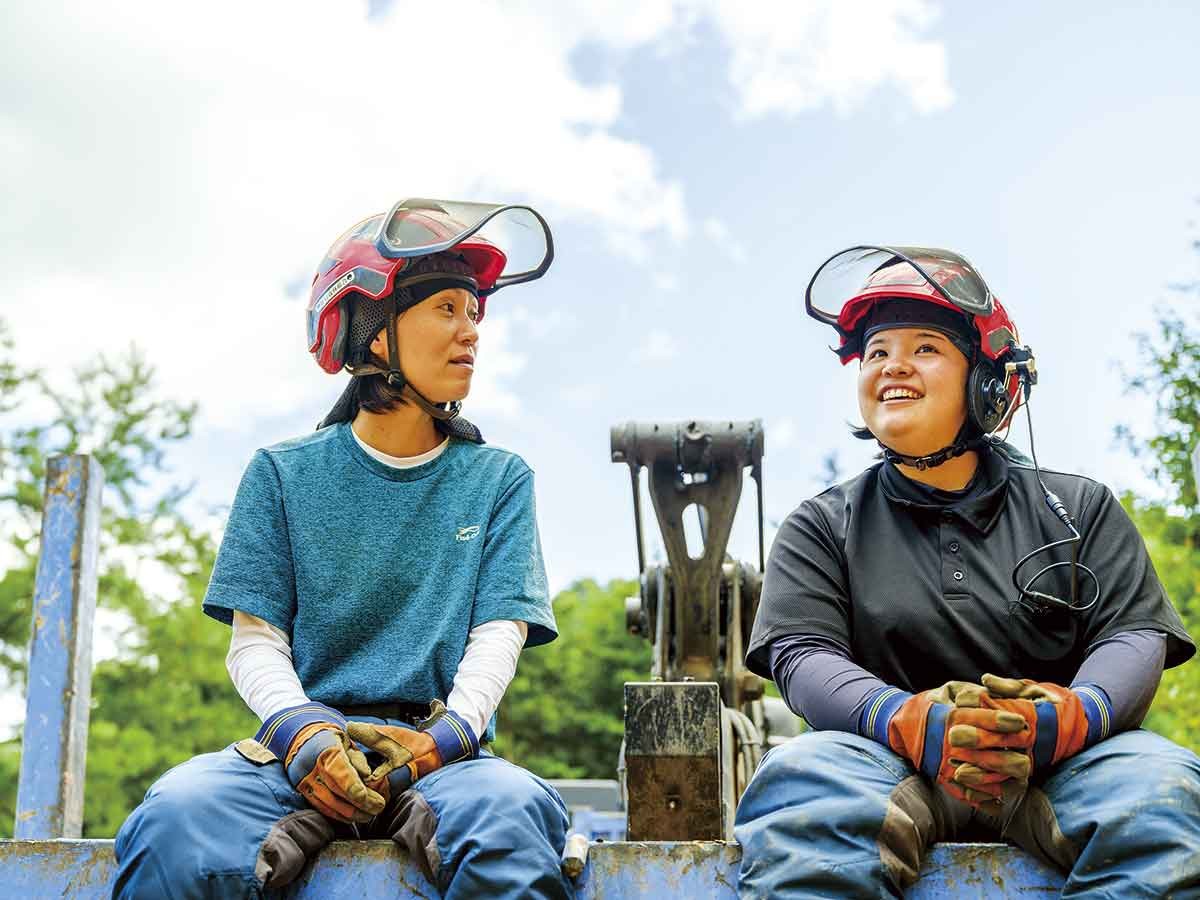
left=966, top=360, right=1011, bottom=434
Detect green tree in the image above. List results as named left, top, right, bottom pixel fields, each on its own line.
left=1118, top=236, right=1200, bottom=750
left=1124, top=495, right=1200, bottom=746
left=1119, top=309, right=1200, bottom=516
left=493, top=578, right=650, bottom=779
left=0, top=318, right=650, bottom=832
left=0, top=323, right=255, bottom=836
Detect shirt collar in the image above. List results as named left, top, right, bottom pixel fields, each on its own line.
left=878, top=446, right=1010, bottom=534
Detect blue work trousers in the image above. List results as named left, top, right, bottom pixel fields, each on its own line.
left=735, top=729, right=1200, bottom=899
left=112, top=723, right=572, bottom=900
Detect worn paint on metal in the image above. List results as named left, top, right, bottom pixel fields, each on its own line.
left=14, top=456, right=105, bottom=840
left=0, top=839, right=1067, bottom=897
left=624, top=682, right=724, bottom=840
left=910, top=844, right=1064, bottom=898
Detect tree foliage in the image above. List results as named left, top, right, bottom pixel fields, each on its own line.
left=1119, top=308, right=1200, bottom=516
left=0, top=325, right=254, bottom=837
left=1126, top=495, right=1200, bottom=746
left=1116, top=235, right=1200, bottom=749
left=0, top=322, right=648, bottom=834
left=493, top=579, right=650, bottom=779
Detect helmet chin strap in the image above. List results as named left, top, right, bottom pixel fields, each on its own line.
left=880, top=432, right=983, bottom=471
left=347, top=293, right=463, bottom=422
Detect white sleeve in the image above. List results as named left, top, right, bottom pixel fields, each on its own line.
left=447, top=620, right=527, bottom=739
left=227, top=610, right=310, bottom=721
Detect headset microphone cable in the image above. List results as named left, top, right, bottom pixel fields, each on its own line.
left=1010, top=375, right=1100, bottom=615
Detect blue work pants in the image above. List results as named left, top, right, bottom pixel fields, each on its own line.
left=112, top=724, right=572, bottom=900
left=735, top=729, right=1200, bottom=899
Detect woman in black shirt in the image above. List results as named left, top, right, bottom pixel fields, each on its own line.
left=735, top=246, right=1199, bottom=898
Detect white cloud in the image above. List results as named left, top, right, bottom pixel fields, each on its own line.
left=652, top=272, right=681, bottom=293
left=702, top=216, right=749, bottom=264
left=635, top=330, right=681, bottom=362
left=506, top=305, right=576, bottom=342
left=0, top=0, right=952, bottom=432
left=703, top=0, right=954, bottom=118
left=770, top=417, right=799, bottom=450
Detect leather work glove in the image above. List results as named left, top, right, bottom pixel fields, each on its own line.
left=958, top=673, right=1112, bottom=778
left=871, top=681, right=1034, bottom=812
left=256, top=701, right=386, bottom=823
left=347, top=701, right=479, bottom=803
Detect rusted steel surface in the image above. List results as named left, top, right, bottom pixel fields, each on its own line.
left=578, top=842, right=1065, bottom=898
left=0, top=839, right=1066, bottom=896
left=15, top=455, right=105, bottom=840
left=0, top=840, right=117, bottom=898
left=577, top=841, right=740, bottom=898
left=0, top=841, right=439, bottom=898
left=624, top=682, right=724, bottom=840
left=913, top=844, right=1064, bottom=897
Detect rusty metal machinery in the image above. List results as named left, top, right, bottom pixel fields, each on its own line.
left=612, top=420, right=799, bottom=841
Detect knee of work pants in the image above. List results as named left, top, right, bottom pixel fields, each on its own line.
left=390, top=754, right=573, bottom=900
left=735, top=730, right=945, bottom=899
left=113, top=745, right=331, bottom=900
left=1042, top=729, right=1200, bottom=899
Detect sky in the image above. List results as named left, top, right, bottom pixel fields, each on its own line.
left=2, top=0, right=1199, bottom=612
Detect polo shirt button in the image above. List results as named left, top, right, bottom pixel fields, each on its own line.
left=953, top=570, right=964, bottom=581
left=949, top=541, right=960, bottom=553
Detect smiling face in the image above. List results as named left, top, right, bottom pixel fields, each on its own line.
left=857, top=327, right=970, bottom=456
left=369, top=287, right=479, bottom=403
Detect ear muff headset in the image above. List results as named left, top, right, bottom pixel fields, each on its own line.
left=966, top=353, right=1016, bottom=436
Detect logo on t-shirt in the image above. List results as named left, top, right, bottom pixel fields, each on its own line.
left=455, top=525, right=482, bottom=542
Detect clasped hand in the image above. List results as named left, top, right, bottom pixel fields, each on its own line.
left=931, top=673, right=1089, bottom=813
left=889, top=680, right=1033, bottom=815
left=346, top=700, right=480, bottom=805
left=346, top=720, right=444, bottom=804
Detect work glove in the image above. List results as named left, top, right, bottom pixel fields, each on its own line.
left=867, top=681, right=1034, bottom=812
left=255, top=701, right=386, bottom=823
left=952, top=674, right=1111, bottom=780
left=347, top=701, right=479, bottom=803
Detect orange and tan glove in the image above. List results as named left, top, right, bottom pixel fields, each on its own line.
left=347, top=701, right=479, bottom=804
left=957, top=674, right=1112, bottom=778
left=256, top=702, right=386, bottom=823
left=863, top=681, right=1034, bottom=811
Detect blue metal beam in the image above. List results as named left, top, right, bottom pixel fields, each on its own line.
left=0, top=839, right=1065, bottom=897
left=14, top=456, right=105, bottom=839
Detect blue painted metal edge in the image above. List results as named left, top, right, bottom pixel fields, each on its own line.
left=0, top=839, right=1065, bottom=898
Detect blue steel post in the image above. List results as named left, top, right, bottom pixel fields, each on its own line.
left=14, top=455, right=105, bottom=839
left=1193, top=444, right=1200, bottom=501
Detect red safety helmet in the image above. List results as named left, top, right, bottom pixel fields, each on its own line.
left=805, top=246, right=1036, bottom=459
left=805, top=246, right=1020, bottom=365
left=307, top=199, right=554, bottom=374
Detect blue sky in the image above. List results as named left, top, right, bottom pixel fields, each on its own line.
left=2, top=1, right=1198, bottom=599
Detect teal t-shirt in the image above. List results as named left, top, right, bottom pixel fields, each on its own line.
left=202, top=423, right=557, bottom=739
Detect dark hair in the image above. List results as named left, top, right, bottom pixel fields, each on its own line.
left=850, top=424, right=875, bottom=441
left=354, top=370, right=410, bottom=415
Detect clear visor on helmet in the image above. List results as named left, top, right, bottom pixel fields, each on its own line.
left=376, top=198, right=553, bottom=291
left=805, top=245, right=994, bottom=329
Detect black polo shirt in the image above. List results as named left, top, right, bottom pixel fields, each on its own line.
left=746, top=446, right=1194, bottom=691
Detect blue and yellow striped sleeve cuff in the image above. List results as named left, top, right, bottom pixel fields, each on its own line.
left=1073, top=683, right=1113, bottom=747
left=859, top=686, right=913, bottom=746
left=426, top=709, right=479, bottom=764
left=254, top=702, right=346, bottom=760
